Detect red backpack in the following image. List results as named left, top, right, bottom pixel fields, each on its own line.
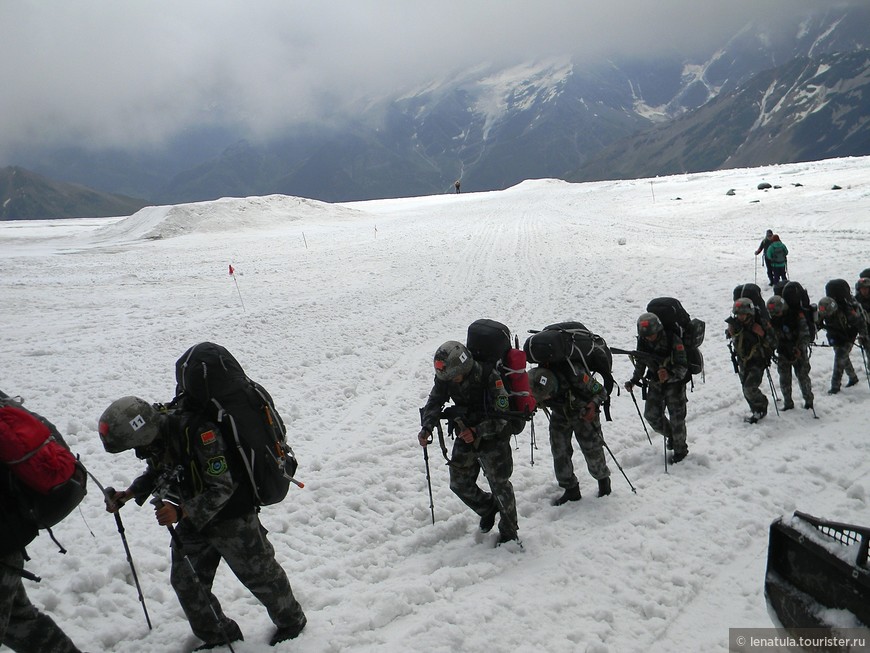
left=0, top=395, right=87, bottom=530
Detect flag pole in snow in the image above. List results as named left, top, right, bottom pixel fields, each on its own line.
left=229, top=264, right=245, bottom=313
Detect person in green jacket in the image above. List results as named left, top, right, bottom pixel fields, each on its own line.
left=765, top=234, right=789, bottom=285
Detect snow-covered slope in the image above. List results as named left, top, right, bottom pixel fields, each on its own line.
left=1, top=156, right=869, bottom=652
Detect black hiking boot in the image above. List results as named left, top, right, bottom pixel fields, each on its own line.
left=782, top=400, right=795, bottom=410
left=551, top=485, right=581, bottom=506
left=803, top=400, right=813, bottom=410
left=846, top=377, right=860, bottom=388
left=193, top=623, right=244, bottom=651
left=270, top=616, right=307, bottom=646
left=496, top=531, right=518, bottom=546
left=597, top=477, right=611, bottom=497
left=828, top=387, right=840, bottom=395
left=671, top=449, right=688, bottom=464
left=478, top=501, right=499, bottom=533
left=744, top=411, right=766, bottom=424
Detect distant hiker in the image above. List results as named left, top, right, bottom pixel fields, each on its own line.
left=766, top=296, right=814, bottom=410
left=817, top=297, right=867, bottom=394
left=755, top=229, right=775, bottom=285
left=624, top=313, right=690, bottom=463
left=528, top=364, right=611, bottom=504
left=454, top=180, right=461, bottom=194
left=765, top=234, right=789, bottom=285
left=1, top=393, right=85, bottom=653
left=98, top=396, right=307, bottom=650
left=418, top=341, right=519, bottom=545
left=726, top=297, right=776, bottom=423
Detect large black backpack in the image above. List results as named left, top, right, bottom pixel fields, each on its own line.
left=523, top=321, right=615, bottom=420
left=781, top=281, right=817, bottom=340
left=825, top=278, right=857, bottom=309
left=734, top=283, right=770, bottom=322
left=645, top=297, right=705, bottom=380
left=466, top=319, right=535, bottom=435
left=174, top=343, right=299, bottom=506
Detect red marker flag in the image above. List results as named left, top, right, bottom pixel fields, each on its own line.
left=229, top=264, right=235, bottom=276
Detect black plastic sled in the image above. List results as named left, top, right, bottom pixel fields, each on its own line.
left=765, top=511, right=870, bottom=633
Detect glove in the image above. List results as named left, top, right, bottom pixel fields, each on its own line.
left=417, top=427, right=432, bottom=447
left=458, top=427, right=476, bottom=443
left=582, top=402, right=597, bottom=422
left=104, top=487, right=132, bottom=513
left=657, top=368, right=669, bottom=383
left=752, top=323, right=765, bottom=337
left=624, top=378, right=639, bottom=392
left=154, top=502, right=180, bottom=526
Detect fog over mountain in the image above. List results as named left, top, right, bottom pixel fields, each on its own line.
left=2, top=1, right=869, bottom=211
left=3, top=1, right=859, bottom=156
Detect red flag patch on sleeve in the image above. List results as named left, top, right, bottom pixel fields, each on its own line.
left=201, top=430, right=217, bottom=445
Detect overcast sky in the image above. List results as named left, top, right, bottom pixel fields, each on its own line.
left=0, top=0, right=854, bottom=159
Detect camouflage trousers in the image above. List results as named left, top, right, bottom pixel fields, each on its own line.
left=642, top=381, right=688, bottom=456
left=776, top=353, right=813, bottom=406
left=738, top=364, right=769, bottom=415
left=547, top=408, right=610, bottom=489
left=830, top=343, right=860, bottom=391
left=170, top=512, right=306, bottom=644
left=449, top=435, right=518, bottom=538
left=0, top=551, right=82, bottom=653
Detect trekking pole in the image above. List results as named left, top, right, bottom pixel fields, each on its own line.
left=599, top=427, right=637, bottom=493
left=83, top=468, right=152, bottom=630
left=660, top=396, right=669, bottom=474
left=662, top=434, right=668, bottom=475
left=105, top=487, right=153, bottom=630
left=455, top=417, right=521, bottom=543
left=859, top=344, right=870, bottom=390
left=529, top=416, right=537, bottom=466
left=766, top=367, right=781, bottom=416
left=627, top=386, right=652, bottom=445
left=0, top=561, right=42, bottom=583
left=754, top=254, right=758, bottom=285
left=476, top=455, right=521, bottom=545
left=151, top=469, right=237, bottom=653
left=422, top=435, right=435, bottom=526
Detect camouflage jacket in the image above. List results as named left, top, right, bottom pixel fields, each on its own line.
left=629, top=331, right=689, bottom=385
left=726, top=316, right=776, bottom=368
left=420, top=362, right=509, bottom=439
left=129, top=411, right=253, bottom=531
left=538, top=362, right=607, bottom=417
left=820, top=306, right=868, bottom=346
left=770, top=312, right=812, bottom=361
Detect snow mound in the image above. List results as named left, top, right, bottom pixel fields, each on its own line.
left=93, top=194, right=370, bottom=242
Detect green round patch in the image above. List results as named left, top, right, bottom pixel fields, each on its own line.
left=206, top=456, right=228, bottom=477
left=496, top=395, right=509, bottom=409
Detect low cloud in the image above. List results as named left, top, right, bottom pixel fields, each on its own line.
left=0, top=0, right=855, bottom=159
